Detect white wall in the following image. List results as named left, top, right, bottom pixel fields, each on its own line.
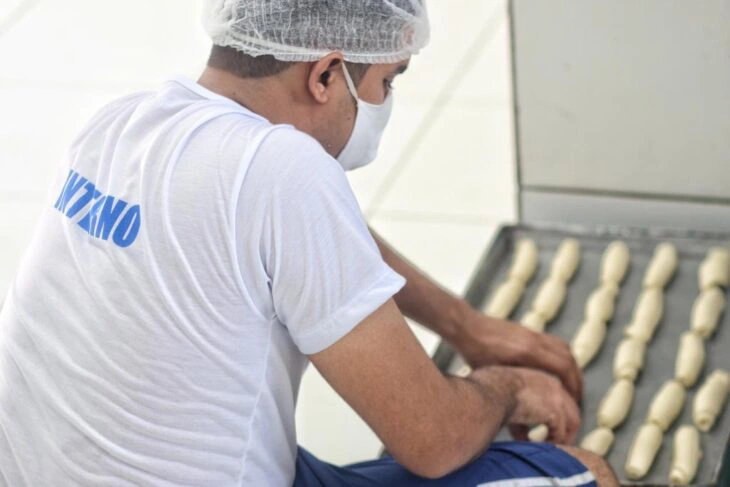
left=512, top=0, right=730, bottom=229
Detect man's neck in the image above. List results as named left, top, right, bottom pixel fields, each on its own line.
left=197, top=66, right=312, bottom=130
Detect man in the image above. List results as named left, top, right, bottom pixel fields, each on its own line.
left=0, top=0, right=618, bottom=485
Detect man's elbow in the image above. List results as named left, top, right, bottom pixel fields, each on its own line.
left=394, top=453, right=452, bottom=480
left=389, top=437, right=474, bottom=480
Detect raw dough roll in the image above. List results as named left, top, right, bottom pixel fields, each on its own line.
left=693, top=369, right=730, bottom=432
left=690, top=287, right=726, bottom=339
left=550, top=239, right=581, bottom=282
left=508, top=239, right=539, bottom=284
left=600, top=280, right=619, bottom=299
left=698, top=247, right=730, bottom=290
left=624, top=288, right=664, bottom=343
left=600, top=240, right=630, bottom=285
left=613, top=337, right=647, bottom=382
left=521, top=311, right=546, bottom=333
left=646, top=380, right=686, bottom=431
left=597, top=379, right=635, bottom=429
left=455, top=365, right=472, bottom=377
left=584, top=286, right=616, bottom=322
left=532, top=278, right=567, bottom=321
left=571, top=319, right=607, bottom=369
left=642, top=242, right=678, bottom=289
left=675, top=332, right=705, bottom=388
left=580, top=427, right=614, bottom=457
left=625, top=423, right=663, bottom=480
left=527, top=424, right=548, bottom=442
left=485, top=279, right=525, bottom=319
left=669, top=425, right=702, bottom=485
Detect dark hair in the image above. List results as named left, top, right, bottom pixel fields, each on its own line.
left=207, top=45, right=371, bottom=87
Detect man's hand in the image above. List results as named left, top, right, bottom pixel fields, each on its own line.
left=368, top=230, right=582, bottom=403
left=471, top=366, right=581, bottom=445
left=309, top=300, right=527, bottom=478
left=456, top=311, right=583, bottom=403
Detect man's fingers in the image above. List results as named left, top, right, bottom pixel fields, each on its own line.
left=545, top=410, right=567, bottom=444
left=534, top=340, right=583, bottom=403
left=539, top=336, right=583, bottom=402
left=563, top=394, right=582, bottom=445
left=536, top=333, right=582, bottom=400
left=508, top=424, right=529, bottom=441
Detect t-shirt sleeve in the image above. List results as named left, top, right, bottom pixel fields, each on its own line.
left=252, top=128, right=406, bottom=355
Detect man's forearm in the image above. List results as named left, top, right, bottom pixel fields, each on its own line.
left=370, top=228, right=477, bottom=349
left=431, top=367, right=522, bottom=476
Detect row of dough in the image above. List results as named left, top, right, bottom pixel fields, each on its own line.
left=487, top=242, right=729, bottom=326
left=526, top=239, right=588, bottom=442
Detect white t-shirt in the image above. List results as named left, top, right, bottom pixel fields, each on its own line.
left=0, top=77, right=406, bottom=486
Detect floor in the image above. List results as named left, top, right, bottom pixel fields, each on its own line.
left=0, top=0, right=517, bottom=466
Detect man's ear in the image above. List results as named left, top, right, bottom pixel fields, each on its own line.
left=307, top=52, right=345, bottom=104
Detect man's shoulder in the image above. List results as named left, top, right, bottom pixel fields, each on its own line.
left=253, top=125, right=346, bottom=182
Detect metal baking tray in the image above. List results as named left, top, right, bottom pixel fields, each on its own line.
left=432, top=223, right=730, bottom=486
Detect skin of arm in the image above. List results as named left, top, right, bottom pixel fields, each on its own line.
left=370, top=228, right=583, bottom=402
left=310, top=298, right=580, bottom=478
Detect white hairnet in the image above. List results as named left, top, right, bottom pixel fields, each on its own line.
left=203, top=0, right=430, bottom=64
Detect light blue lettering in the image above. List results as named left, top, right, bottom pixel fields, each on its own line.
left=54, top=170, right=141, bottom=249
left=77, top=196, right=106, bottom=235
left=112, top=205, right=141, bottom=248
left=55, top=171, right=88, bottom=213
left=93, top=196, right=128, bottom=240
left=53, top=169, right=74, bottom=210
left=66, top=182, right=102, bottom=219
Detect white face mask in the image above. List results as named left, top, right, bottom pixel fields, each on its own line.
left=336, top=63, right=394, bottom=171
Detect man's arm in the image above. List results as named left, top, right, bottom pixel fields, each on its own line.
left=308, top=299, right=579, bottom=479
left=370, top=227, right=583, bottom=402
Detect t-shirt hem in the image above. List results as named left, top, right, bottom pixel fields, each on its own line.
left=294, top=269, right=407, bottom=355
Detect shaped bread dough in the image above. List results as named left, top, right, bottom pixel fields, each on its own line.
left=693, top=369, right=730, bottom=432
left=625, top=423, right=663, bottom=480
left=675, top=332, right=705, bottom=388
left=508, top=239, right=539, bottom=284
left=600, top=280, right=619, bottom=299
left=613, top=337, right=647, bottom=382
left=597, top=379, right=635, bottom=429
left=550, top=239, right=581, bottom=282
left=698, top=247, right=730, bottom=290
left=584, top=286, right=616, bottom=322
left=532, top=278, right=567, bottom=321
left=485, top=279, right=525, bottom=319
left=690, top=287, right=726, bottom=339
left=527, top=424, right=548, bottom=442
left=624, top=288, right=664, bottom=343
left=455, top=365, right=472, bottom=377
left=642, top=242, right=678, bottom=289
left=669, top=425, right=702, bottom=485
left=600, top=240, right=630, bottom=285
left=646, top=380, right=686, bottom=431
left=521, top=311, right=546, bottom=333
left=580, top=427, right=614, bottom=457
left=571, top=319, right=607, bottom=369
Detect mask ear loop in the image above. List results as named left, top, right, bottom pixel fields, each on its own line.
left=341, top=62, right=360, bottom=101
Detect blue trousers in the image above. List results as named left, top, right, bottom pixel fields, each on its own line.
left=294, top=441, right=597, bottom=486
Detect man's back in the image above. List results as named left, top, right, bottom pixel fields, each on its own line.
left=0, top=78, right=332, bottom=486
